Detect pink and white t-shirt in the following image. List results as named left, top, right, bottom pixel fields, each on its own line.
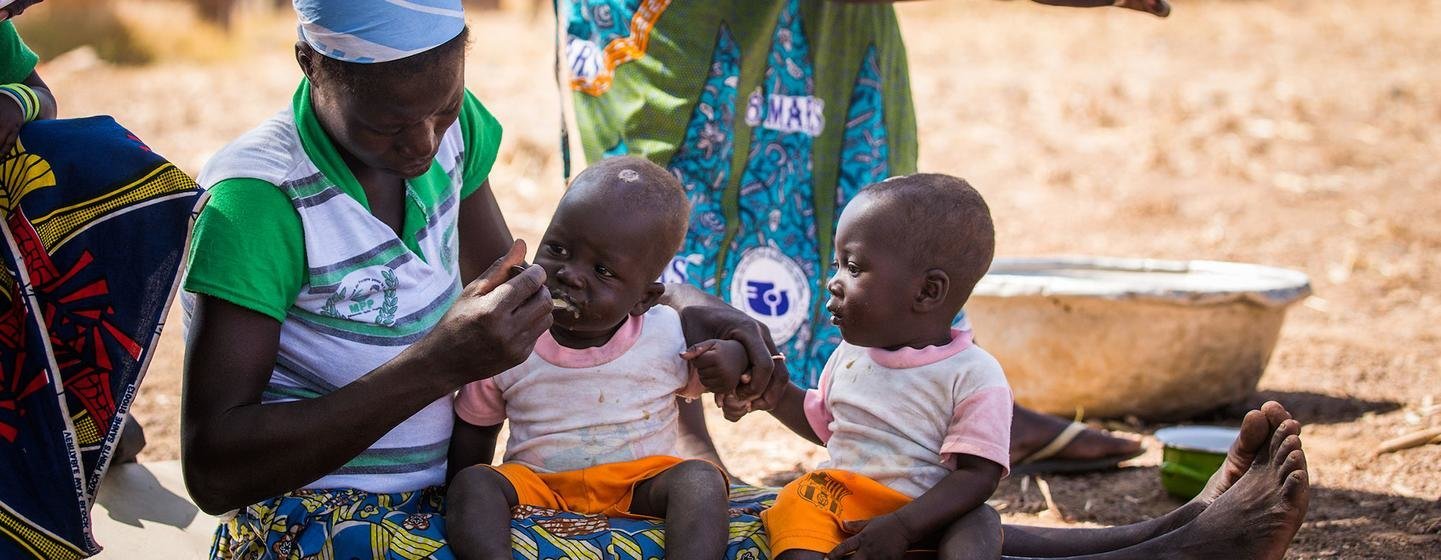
left=804, top=329, right=1012, bottom=498
left=454, top=305, right=703, bottom=473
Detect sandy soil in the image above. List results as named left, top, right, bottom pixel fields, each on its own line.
left=39, top=0, right=1440, bottom=557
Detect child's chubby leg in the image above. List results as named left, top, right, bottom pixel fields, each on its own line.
left=628, top=459, right=731, bottom=558
left=445, top=465, right=522, bottom=560
left=938, top=504, right=1003, bottom=560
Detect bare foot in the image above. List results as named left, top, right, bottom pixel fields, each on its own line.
left=1011, top=405, right=1143, bottom=471
left=1159, top=417, right=1310, bottom=560
left=1192, top=401, right=1294, bottom=506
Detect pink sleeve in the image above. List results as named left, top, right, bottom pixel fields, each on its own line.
left=802, top=358, right=837, bottom=443
left=676, top=369, right=705, bottom=400
left=454, top=378, right=506, bottom=426
left=940, top=386, right=1013, bottom=478
left=803, top=389, right=834, bottom=443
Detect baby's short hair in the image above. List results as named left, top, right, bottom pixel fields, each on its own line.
left=566, top=156, right=691, bottom=275
left=862, top=174, right=995, bottom=303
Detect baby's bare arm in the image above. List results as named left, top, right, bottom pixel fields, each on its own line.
left=829, top=455, right=1004, bottom=557
left=763, top=382, right=824, bottom=446
left=446, top=420, right=502, bottom=482
left=892, top=455, right=1004, bottom=540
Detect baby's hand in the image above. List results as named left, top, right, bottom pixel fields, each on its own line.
left=830, top=515, right=916, bottom=560
left=681, top=339, right=751, bottom=395
left=715, top=392, right=752, bottom=423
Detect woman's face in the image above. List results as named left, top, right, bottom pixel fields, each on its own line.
left=306, top=50, right=465, bottom=179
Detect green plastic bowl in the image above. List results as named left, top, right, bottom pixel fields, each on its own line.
left=1155, top=426, right=1239, bottom=500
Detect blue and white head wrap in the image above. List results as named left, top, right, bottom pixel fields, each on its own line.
left=295, top=0, right=465, bottom=64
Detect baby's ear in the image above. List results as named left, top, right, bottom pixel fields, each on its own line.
left=915, top=269, right=950, bottom=312
left=631, top=282, right=667, bottom=316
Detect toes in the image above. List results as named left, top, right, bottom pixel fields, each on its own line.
left=1233, top=410, right=1269, bottom=456
left=1261, top=401, right=1294, bottom=430
left=1266, top=419, right=1302, bottom=465
left=1279, top=446, right=1306, bottom=476
left=1282, top=469, right=1310, bottom=503
left=1272, top=434, right=1302, bottom=467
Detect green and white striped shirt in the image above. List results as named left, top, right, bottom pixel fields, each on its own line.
left=183, top=79, right=502, bottom=493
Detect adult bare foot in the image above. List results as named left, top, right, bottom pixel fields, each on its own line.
left=1191, top=400, right=1294, bottom=506
left=1011, top=405, right=1144, bottom=474
left=1160, top=417, right=1310, bottom=560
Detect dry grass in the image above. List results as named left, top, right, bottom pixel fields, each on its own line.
left=37, top=0, right=1441, bottom=556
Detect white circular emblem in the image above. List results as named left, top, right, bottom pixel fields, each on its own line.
left=730, top=246, right=810, bottom=344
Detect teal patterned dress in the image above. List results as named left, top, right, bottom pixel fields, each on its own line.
left=564, top=0, right=918, bottom=387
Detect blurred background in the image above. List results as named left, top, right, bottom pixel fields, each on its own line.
left=21, top=0, right=1440, bottom=557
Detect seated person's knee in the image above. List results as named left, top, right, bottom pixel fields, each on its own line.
left=942, top=504, right=1004, bottom=560
left=448, top=465, right=517, bottom=505
left=673, top=459, right=727, bottom=493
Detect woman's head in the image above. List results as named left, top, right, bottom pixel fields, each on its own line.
left=292, top=0, right=469, bottom=178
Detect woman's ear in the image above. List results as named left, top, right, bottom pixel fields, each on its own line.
left=915, top=269, right=950, bottom=312
left=295, top=42, right=320, bottom=82
left=631, top=282, right=667, bottom=316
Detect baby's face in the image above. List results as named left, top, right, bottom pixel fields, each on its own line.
left=535, top=195, right=666, bottom=339
left=826, top=194, right=922, bottom=349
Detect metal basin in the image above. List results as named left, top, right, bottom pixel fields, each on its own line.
left=966, top=257, right=1311, bottom=421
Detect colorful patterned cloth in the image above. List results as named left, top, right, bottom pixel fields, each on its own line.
left=212, top=484, right=777, bottom=559
left=563, top=0, right=919, bottom=388
left=0, top=117, right=200, bottom=558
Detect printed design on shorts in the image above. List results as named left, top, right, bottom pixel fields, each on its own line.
left=564, top=0, right=672, bottom=96
left=665, top=25, right=739, bottom=290
left=806, top=45, right=891, bottom=387
left=724, top=0, right=820, bottom=362
left=796, top=472, right=854, bottom=516
left=318, top=268, right=400, bottom=326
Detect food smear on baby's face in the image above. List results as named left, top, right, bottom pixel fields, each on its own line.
left=552, top=297, right=581, bottom=318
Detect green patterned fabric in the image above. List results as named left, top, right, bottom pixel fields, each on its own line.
left=564, top=0, right=918, bottom=387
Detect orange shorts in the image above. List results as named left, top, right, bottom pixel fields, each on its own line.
left=761, top=469, right=913, bottom=555
left=490, top=456, right=719, bottom=520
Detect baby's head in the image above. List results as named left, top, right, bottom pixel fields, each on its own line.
left=827, top=173, right=994, bottom=350
left=537, top=156, right=690, bottom=341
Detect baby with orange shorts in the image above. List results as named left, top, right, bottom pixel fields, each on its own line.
left=445, top=157, right=751, bottom=560
left=737, top=174, right=1012, bottom=560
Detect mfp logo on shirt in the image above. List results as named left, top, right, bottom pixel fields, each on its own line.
left=730, top=246, right=810, bottom=344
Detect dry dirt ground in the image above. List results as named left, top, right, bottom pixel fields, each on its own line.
left=39, top=0, right=1440, bottom=557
